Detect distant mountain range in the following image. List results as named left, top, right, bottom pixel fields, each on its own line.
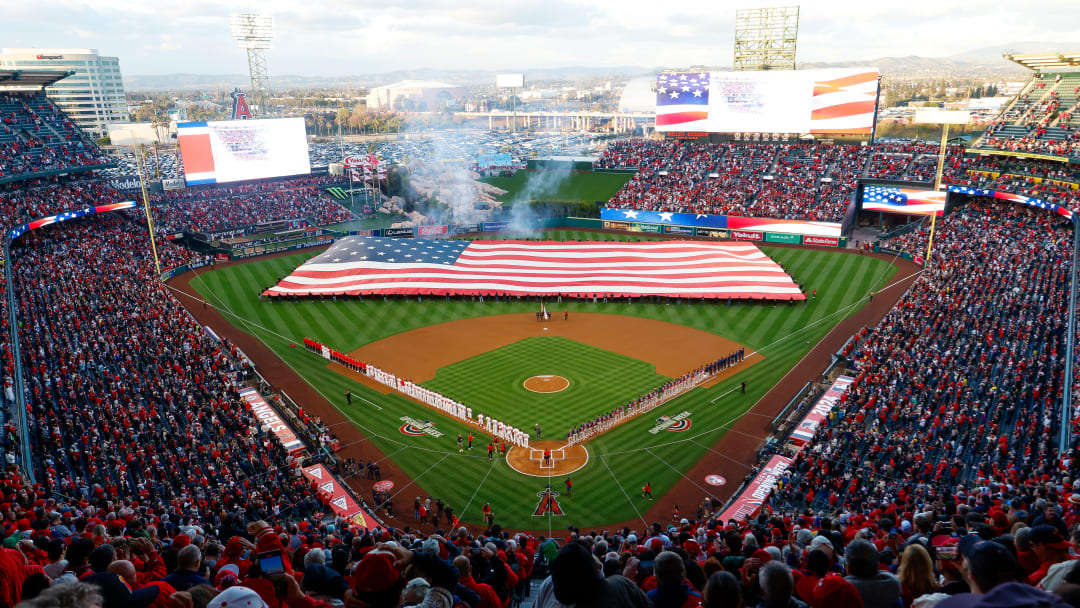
left=123, top=41, right=1073, bottom=91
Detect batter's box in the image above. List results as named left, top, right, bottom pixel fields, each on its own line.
left=529, top=448, right=565, bottom=468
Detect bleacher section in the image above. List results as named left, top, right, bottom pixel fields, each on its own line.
left=976, top=72, right=1080, bottom=158
left=0, top=92, right=111, bottom=182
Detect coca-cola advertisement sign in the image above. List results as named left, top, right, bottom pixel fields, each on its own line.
left=418, top=225, right=448, bottom=236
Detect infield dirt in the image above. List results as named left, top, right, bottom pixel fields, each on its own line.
left=343, top=312, right=756, bottom=382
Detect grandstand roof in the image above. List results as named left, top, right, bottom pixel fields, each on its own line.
left=0, top=68, right=74, bottom=89
left=1004, top=52, right=1080, bottom=72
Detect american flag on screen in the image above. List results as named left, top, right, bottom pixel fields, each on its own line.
left=264, top=236, right=805, bottom=300
left=861, top=186, right=946, bottom=217
left=656, top=73, right=710, bottom=127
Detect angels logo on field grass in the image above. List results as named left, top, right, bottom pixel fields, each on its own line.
left=532, top=486, right=564, bottom=517
left=649, top=411, right=692, bottom=434
left=399, top=416, right=443, bottom=438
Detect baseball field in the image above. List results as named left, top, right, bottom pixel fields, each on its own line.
left=178, top=229, right=902, bottom=531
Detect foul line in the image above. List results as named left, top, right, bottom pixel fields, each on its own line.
left=377, top=453, right=451, bottom=509
left=710, top=386, right=740, bottom=403
left=460, top=459, right=498, bottom=519
left=646, top=446, right=723, bottom=499
left=689, top=438, right=755, bottom=471
left=598, top=454, right=647, bottom=528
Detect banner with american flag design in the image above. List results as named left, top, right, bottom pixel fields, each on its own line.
left=264, top=236, right=806, bottom=300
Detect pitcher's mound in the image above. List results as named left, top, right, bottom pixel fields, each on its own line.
left=523, top=375, right=569, bottom=393
left=506, top=440, right=589, bottom=477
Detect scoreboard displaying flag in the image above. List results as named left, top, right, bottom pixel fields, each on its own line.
left=177, top=118, right=311, bottom=185
left=860, top=185, right=946, bottom=217
left=655, top=68, right=879, bottom=135
left=264, top=236, right=806, bottom=301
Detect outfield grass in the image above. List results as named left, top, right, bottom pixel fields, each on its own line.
left=479, top=172, right=632, bottom=204
left=424, top=337, right=668, bottom=435
left=190, top=230, right=897, bottom=529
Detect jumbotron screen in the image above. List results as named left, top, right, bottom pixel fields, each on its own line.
left=655, top=68, right=879, bottom=135
left=177, top=118, right=311, bottom=185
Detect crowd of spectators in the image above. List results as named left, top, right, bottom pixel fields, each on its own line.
left=0, top=94, right=110, bottom=181
left=147, top=177, right=352, bottom=235
left=598, top=137, right=1080, bottom=223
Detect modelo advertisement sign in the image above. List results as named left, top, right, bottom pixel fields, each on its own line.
left=383, top=227, right=416, bottom=238
left=730, top=230, right=763, bottom=241
left=803, top=235, right=840, bottom=247
left=418, top=225, right=448, bottom=236
left=483, top=221, right=510, bottom=232
left=603, top=220, right=630, bottom=230
left=698, top=228, right=729, bottom=239
left=664, top=225, right=696, bottom=235
left=451, top=223, right=480, bottom=235
left=765, top=233, right=801, bottom=244
left=108, top=175, right=142, bottom=192
left=162, top=177, right=186, bottom=191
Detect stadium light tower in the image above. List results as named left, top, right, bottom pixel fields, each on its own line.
left=230, top=13, right=275, bottom=117
left=734, top=6, right=799, bottom=71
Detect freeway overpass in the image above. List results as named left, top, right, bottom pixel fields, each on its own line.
left=455, top=110, right=655, bottom=133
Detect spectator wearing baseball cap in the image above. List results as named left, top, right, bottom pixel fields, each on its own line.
left=936, top=536, right=1067, bottom=608
left=1027, top=526, right=1076, bottom=586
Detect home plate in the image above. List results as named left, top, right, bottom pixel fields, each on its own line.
left=543, top=328, right=548, bottom=331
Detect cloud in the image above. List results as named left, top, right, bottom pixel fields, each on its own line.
left=4, top=0, right=1078, bottom=76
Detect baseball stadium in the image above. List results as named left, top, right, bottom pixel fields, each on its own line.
left=1, top=6, right=1080, bottom=608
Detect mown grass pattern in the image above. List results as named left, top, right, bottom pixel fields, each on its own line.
left=478, top=172, right=633, bottom=204
left=189, top=231, right=897, bottom=529
left=423, top=337, right=668, bottom=436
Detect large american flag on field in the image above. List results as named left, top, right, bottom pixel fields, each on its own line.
left=263, top=236, right=806, bottom=300
left=656, top=72, right=711, bottom=127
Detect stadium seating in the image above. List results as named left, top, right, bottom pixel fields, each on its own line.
left=977, top=72, right=1080, bottom=158
left=149, top=176, right=352, bottom=235
left=0, top=93, right=110, bottom=181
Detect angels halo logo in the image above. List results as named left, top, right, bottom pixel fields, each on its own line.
left=532, top=486, right=564, bottom=517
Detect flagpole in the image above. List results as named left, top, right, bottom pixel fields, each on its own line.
left=135, top=141, right=162, bottom=275
left=924, top=122, right=950, bottom=269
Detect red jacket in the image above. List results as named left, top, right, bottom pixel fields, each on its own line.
left=460, top=574, right=500, bottom=608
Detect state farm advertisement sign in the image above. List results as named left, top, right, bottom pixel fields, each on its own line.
left=803, top=235, right=839, bottom=247
left=730, top=230, right=762, bottom=241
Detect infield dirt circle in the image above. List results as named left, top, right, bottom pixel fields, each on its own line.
left=506, top=440, right=589, bottom=477
left=523, top=375, right=570, bottom=393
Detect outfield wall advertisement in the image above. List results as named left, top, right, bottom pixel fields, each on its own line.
left=656, top=68, right=880, bottom=135
left=600, top=208, right=843, bottom=240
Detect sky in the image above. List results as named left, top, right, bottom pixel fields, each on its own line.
left=3, top=0, right=1078, bottom=76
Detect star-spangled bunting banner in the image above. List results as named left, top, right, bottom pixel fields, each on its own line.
left=264, top=236, right=805, bottom=300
